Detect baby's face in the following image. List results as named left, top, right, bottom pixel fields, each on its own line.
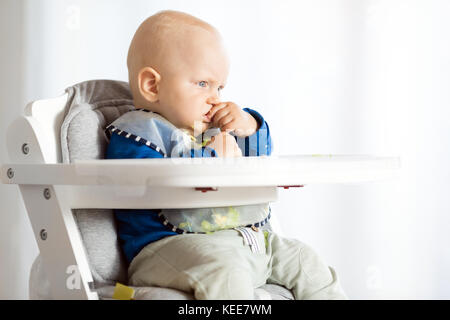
left=156, top=31, right=229, bottom=136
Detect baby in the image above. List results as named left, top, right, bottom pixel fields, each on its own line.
left=105, top=10, right=347, bottom=300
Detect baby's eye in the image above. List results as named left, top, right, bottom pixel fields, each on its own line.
left=198, top=81, right=208, bottom=88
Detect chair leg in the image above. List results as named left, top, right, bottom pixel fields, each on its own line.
left=20, top=184, right=98, bottom=299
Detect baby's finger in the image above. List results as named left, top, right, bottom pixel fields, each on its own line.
left=206, top=102, right=227, bottom=120
left=221, top=118, right=239, bottom=133
left=211, top=107, right=230, bottom=126
left=218, top=114, right=234, bottom=131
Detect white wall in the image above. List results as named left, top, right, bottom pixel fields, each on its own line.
left=0, top=0, right=449, bottom=299
left=0, top=0, right=38, bottom=300
left=355, top=0, right=450, bottom=298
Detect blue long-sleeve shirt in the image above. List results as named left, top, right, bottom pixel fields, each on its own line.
left=105, top=108, right=272, bottom=264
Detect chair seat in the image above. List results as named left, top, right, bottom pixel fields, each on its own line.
left=95, top=283, right=294, bottom=300
left=29, top=253, right=294, bottom=300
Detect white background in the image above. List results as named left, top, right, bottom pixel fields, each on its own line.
left=1, top=0, right=449, bottom=299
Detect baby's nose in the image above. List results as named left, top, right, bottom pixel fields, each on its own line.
left=206, top=95, right=220, bottom=105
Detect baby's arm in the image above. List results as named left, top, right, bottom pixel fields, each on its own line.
left=239, top=108, right=272, bottom=156
left=105, top=132, right=164, bottom=160
left=206, top=102, right=272, bottom=157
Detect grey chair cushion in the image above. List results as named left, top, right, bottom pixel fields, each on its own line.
left=60, top=79, right=293, bottom=300
left=61, top=79, right=134, bottom=286
left=61, top=79, right=134, bottom=163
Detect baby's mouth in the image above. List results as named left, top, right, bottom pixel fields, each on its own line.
left=202, top=113, right=211, bottom=122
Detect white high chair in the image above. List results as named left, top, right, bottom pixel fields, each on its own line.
left=1, top=80, right=400, bottom=300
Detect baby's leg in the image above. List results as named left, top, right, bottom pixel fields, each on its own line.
left=266, top=232, right=348, bottom=300
left=128, top=230, right=268, bottom=300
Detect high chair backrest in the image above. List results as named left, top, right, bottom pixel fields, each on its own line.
left=23, top=93, right=68, bottom=164
left=6, top=93, right=68, bottom=166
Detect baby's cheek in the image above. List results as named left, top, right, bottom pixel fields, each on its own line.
left=182, top=108, right=200, bottom=129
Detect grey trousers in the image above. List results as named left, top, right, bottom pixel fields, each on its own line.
left=128, top=229, right=348, bottom=300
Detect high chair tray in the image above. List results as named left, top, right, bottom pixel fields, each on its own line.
left=2, top=154, right=400, bottom=187
left=2, top=155, right=400, bottom=209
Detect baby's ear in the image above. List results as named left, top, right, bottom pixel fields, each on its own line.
left=138, top=67, right=161, bottom=103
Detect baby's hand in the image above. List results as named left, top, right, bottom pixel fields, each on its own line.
left=205, top=102, right=259, bottom=137
left=206, top=131, right=242, bottom=158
